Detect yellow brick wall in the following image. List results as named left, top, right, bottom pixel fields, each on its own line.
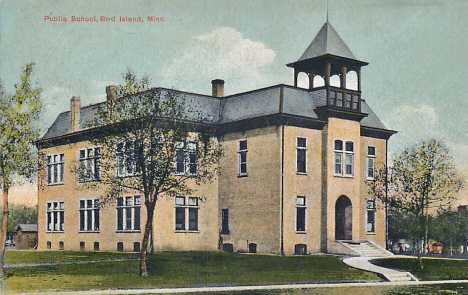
left=218, top=126, right=282, bottom=253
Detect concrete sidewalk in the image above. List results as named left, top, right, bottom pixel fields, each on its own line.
left=343, top=256, right=418, bottom=282
left=4, top=280, right=468, bottom=294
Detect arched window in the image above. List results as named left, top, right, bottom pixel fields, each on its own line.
left=330, top=75, right=340, bottom=87
left=297, top=72, right=310, bottom=89
left=346, top=71, right=358, bottom=90
left=313, top=75, right=325, bottom=87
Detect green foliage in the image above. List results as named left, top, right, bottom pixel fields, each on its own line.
left=367, top=139, right=464, bottom=254
left=0, top=63, right=41, bottom=188
left=6, top=205, right=37, bottom=233
left=429, top=208, right=468, bottom=254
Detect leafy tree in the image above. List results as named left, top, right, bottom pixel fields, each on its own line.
left=368, top=139, right=464, bottom=260
left=82, top=70, right=222, bottom=276
left=430, top=208, right=468, bottom=255
left=0, top=63, right=41, bottom=277
left=7, top=204, right=37, bottom=234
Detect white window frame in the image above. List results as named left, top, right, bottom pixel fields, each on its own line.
left=175, top=196, right=199, bottom=232
left=116, top=195, right=141, bottom=232
left=46, top=201, right=64, bottom=232
left=79, top=198, right=100, bottom=232
left=366, top=199, right=376, bottom=234
left=78, top=147, right=101, bottom=182
left=238, top=140, right=247, bottom=176
left=333, top=139, right=354, bottom=177
left=367, top=146, right=376, bottom=180
left=296, top=137, right=307, bottom=174
left=174, top=141, right=198, bottom=176
left=46, top=153, right=64, bottom=185
left=295, top=196, right=306, bottom=233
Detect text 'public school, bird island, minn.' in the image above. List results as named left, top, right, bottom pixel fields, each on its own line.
left=44, top=15, right=165, bottom=23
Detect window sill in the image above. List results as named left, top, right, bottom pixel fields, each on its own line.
left=47, top=183, right=64, bottom=186
left=237, top=174, right=248, bottom=178
left=333, top=174, right=354, bottom=179
left=366, top=232, right=376, bottom=235
left=116, top=230, right=141, bottom=233
left=366, top=177, right=375, bottom=181
left=295, top=231, right=307, bottom=234
left=78, top=179, right=101, bottom=183
left=175, top=230, right=200, bottom=233
left=46, top=231, right=64, bottom=234
left=296, top=172, right=307, bottom=175
left=79, top=231, right=100, bottom=233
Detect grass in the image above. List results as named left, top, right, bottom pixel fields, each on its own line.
left=159, top=284, right=468, bottom=295
left=3, top=251, right=380, bottom=291
left=5, top=250, right=137, bottom=264
left=372, top=257, right=468, bottom=281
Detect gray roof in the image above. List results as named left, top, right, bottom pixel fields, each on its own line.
left=42, top=85, right=391, bottom=140
left=298, top=22, right=356, bottom=61
left=14, top=224, right=37, bottom=232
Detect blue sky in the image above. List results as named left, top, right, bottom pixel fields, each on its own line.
left=1, top=0, right=468, bottom=180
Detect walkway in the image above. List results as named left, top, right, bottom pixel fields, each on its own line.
left=4, top=280, right=468, bottom=294
left=343, top=256, right=418, bottom=282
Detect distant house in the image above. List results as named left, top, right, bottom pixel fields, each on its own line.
left=12, top=224, right=38, bottom=250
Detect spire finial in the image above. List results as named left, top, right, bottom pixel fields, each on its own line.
left=326, top=0, right=329, bottom=22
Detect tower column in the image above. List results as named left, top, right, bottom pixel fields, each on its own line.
left=341, top=66, right=347, bottom=89
left=308, top=73, right=314, bottom=89
left=357, top=68, right=362, bottom=91
left=325, top=63, right=331, bottom=87
left=294, top=69, right=299, bottom=87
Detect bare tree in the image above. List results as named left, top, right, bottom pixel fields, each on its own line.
left=81, top=70, right=222, bottom=276
left=0, top=63, right=41, bottom=277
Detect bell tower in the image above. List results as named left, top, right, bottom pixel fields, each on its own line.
left=287, top=22, right=368, bottom=119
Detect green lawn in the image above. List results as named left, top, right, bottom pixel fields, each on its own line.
left=5, top=250, right=137, bottom=264
left=3, top=251, right=380, bottom=291
left=372, top=257, right=468, bottom=281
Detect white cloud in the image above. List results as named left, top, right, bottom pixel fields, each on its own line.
left=162, top=27, right=275, bottom=95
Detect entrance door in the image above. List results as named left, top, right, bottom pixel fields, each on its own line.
left=335, top=196, right=352, bottom=240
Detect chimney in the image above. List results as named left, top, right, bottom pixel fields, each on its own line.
left=106, top=85, right=118, bottom=105
left=70, top=96, right=80, bottom=132
left=211, top=79, right=224, bottom=97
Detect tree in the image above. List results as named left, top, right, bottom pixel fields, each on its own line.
left=0, top=63, right=41, bottom=277
left=82, top=70, right=223, bottom=276
left=368, top=139, right=464, bottom=260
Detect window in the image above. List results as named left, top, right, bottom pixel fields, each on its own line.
left=367, top=146, right=376, bottom=179
left=47, top=241, right=51, bottom=249
left=80, top=242, right=85, bottom=250
left=238, top=140, right=247, bottom=176
left=296, top=196, right=306, bottom=232
left=94, top=242, right=100, bottom=251
left=221, top=208, right=229, bottom=234
left=47, top=154, right=64, bottom=185
left=59, top=241, right=64, bottom=250
left=175, top=141, right=198, bottom=175
left=296, top=137, right=307, bottom=173
left=116, top=196, right=141, bottom=232
left=175, top=196, right=199, bottom=231
left=366, top=199, right=376, bottom=233
left=46, top=201, right=64, bottom=232
left=117, top=242, right=123, bottom=251
left=79, top=147, right=100, bottom=181
left=116, top=141, right=140, bottom=177
left=79, top=199, right=100, bottom=232
left=334, top=140, right=354, bottom=176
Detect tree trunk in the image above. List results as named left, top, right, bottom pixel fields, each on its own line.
left=0, top=178, right=9, bottom=278
left=140, top=201, right=156, bottom=276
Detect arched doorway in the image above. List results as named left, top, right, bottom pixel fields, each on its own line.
left=335, top=196, right=352, bottom=240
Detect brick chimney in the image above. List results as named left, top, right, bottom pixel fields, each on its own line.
left=106, top=85, right=118, bottom=105
left=70, top=96, right=80, bottom=132
left=211, top=79, right=224, bottom=97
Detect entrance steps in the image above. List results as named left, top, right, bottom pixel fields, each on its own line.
left=340, top=240, right=393, bottom=257
left=340, top=241, right=418, bottom=282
